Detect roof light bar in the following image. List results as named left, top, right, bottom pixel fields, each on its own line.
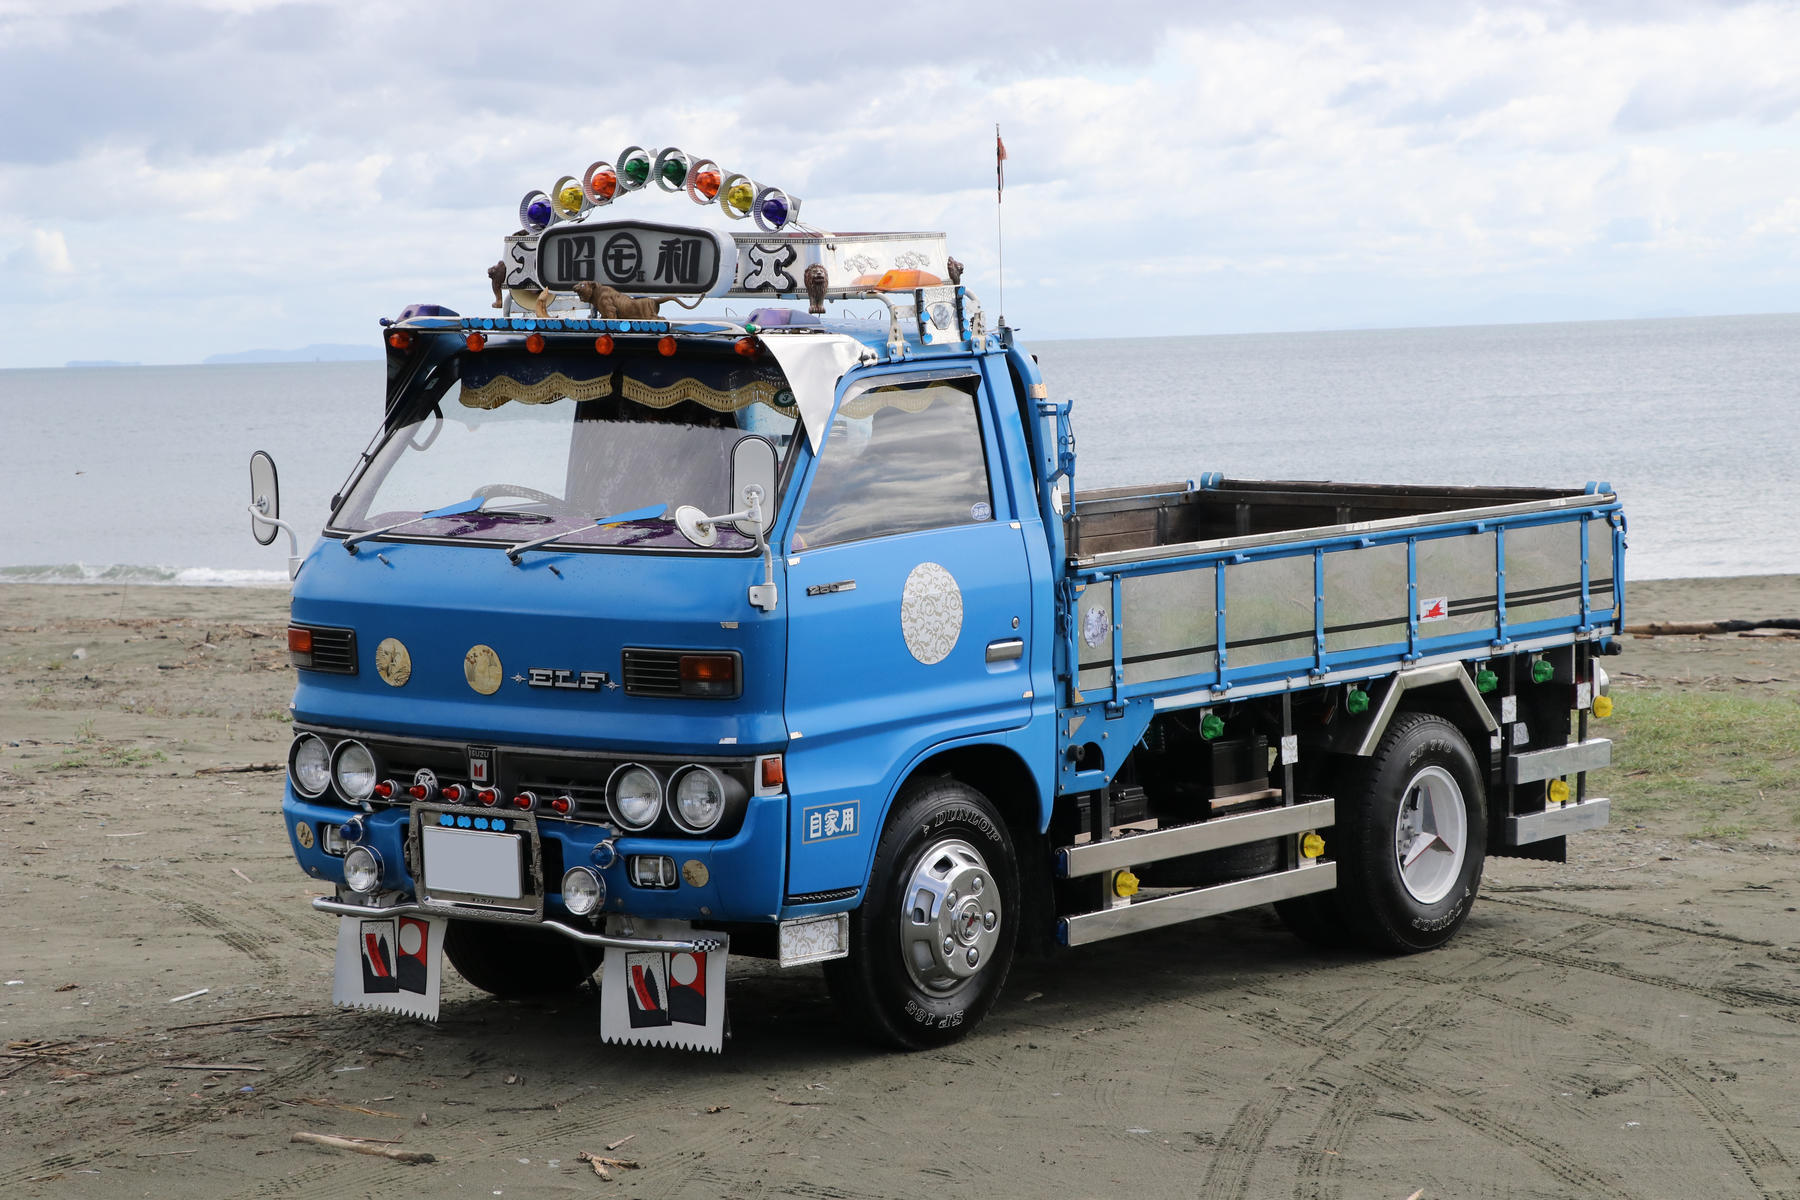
left=520, top=146, right=802, bottom=235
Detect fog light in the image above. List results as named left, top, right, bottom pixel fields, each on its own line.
left=321, top=825, right=346, bottom=856
left=629, top=855, right=677, bottom=888
left=562, top=866, right=604, bottom=915
left=343, top=845, right=383, bottom=894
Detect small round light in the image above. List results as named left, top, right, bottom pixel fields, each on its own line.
left=1593, top=694, right=1614, bottom=719
left=372, top=779, right=396, bottom=800
left=331, top=740, right=377, bottom=802
left=1531, top=659, right=1554, bottom=684
left=720, top=174, right=755, bottom=217
left=686, top=160, right=722, bottom=203
left=672, top=766, right=725, bottom=833
left=1301, top=832, right=1326, bottom=859
left=593, top=334, right=614, bottom=355
left=526, top=332, right=546, bottom=354
left=657, top=335, right=677, bottom=357
left=519, top=189, right=553, bottom=230
left=343, top=845, right=382, bottom=894
left=476, top=788, right=499, bottom=807
left=617, top=146, right=651, bottom=190
left=654, top=147, right=689, bottom=192
left=290, top=735, right=331, bottom=798
left=734, top=337, right=758, bottom=358
left=1548, top=778, right=1571, bottom=804
left=562, top=866, right=604, bottom=916
left=1200, top=712, right=1225, bottom=740
left=608, top=763, right=663, bottom=830
left=511, top=790, right=537, bottom=812
left=553, top=174, right=586, bottom=218
left=465, top=331, right=486, bottom=352
left=441, top=784, right=465, bottom=803
left=387, top=330, right=413, bottom=350
left=1345, top=687, right=1370, bottom=715
left=550, top=794, right=573, bottom=815
left=1475, top=667, right=1497, bottom=693
left=752, top=186, right=792, bottom=232
left=583, top=161, right=618, bottom=204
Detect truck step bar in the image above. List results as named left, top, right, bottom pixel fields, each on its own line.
left=1055, top=798, right=1335, bottom=878
left=1505, top=737, right=1612, bottom=784
left=1058, top=863, right=1338, bottom=947
left=1501, top=797, right=1611, bottom=847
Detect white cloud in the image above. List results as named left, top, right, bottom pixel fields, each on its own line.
left=0, top=1, right=1797, bottom=364
left=6, top=227, right=71, bottom=274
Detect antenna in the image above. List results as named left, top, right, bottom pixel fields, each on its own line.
left=995, top=124, right=1007, bottom=330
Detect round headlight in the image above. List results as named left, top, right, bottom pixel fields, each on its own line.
left=562, top=866, right=604, bottom=916
left=290, top=734, right=331, bottom=797
left=608, top=763, right=663, bottom=830
left=672, top=766, right=726, bottom=833
left=332, top=740, right=377, bottom=802
left=343, top=845, right=382, bottom=894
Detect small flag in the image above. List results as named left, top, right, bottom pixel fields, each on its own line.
left=996, top=128, right=1007, bottom=201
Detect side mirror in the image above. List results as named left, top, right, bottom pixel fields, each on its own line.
left=249, top=450, right=281, bottom=546
left=730, top=436, right=777, bottom=538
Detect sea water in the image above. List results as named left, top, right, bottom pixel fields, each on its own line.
left=2, top=315, right=1795, bottom=584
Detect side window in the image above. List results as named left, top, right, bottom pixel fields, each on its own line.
left=793, top=380, right=994, bottom=550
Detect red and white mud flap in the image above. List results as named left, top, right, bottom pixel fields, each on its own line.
left=600, top=919, right=729, bottom=1053
left=332, top=914, right=445, bottom=1021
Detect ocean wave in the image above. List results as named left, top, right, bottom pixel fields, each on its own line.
left=0, top=563, right=290, bottom=588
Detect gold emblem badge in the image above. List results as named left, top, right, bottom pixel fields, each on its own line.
left=464, top=644, right=503, bottom=695
left=681, top=859, right=710, bottom=888
left=295, top=821, right=315, bottom=850
left=374, top=637, right=412, bottom=687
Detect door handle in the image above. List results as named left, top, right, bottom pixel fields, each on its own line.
left=985, top=638, right=1024, bottom=663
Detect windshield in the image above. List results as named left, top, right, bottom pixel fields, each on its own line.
left=333, top=347, right=799, bottom=552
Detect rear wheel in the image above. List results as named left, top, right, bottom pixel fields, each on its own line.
left=825, top=777, right=1019, bottom=1050
left=1331, top=712, right=1486, bottom=953
left=443, top=921, right=601, bottom=997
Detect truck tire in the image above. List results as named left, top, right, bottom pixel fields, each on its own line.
left=1272, top=891, right=1349, bottom=947
left=825, top=777, right=1020, bottom=1050
left=443, top=920, right=601, bottom=997
left=1332, top=712, right=1486, bottom=953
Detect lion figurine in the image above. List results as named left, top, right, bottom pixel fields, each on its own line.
left=573, top=281, right=664, bottom=320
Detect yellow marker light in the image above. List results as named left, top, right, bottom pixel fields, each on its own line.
left=1301, top=832, right=1325, bottom=859
left=1548, top=779, right=1571, bottom=804
left=557, top=184, right=584, bottom=214
left=725, top=180, right=755, bottom=214
left=1592, top=694, right=1614, bottom=719
left=1112, top=869, right=1140, bottom=899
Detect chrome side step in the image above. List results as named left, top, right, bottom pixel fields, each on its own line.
left=1056, top=797, right=1335, bottom=878
left=1502, top=797, right=1611, bottom=846
left=1058, top=863, right=1337, bottom=947
left=1506, top=737, right=1612, bottom=784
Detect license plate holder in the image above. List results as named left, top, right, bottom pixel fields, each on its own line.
left=411, top=807, right=542, bottom=914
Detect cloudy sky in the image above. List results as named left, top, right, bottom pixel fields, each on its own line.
left=3, top=0, right=1798, bottom=367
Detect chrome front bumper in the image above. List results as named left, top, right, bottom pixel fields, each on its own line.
left=311, top=896, right=724, bottom=953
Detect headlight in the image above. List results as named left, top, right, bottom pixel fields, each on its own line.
left=562, top=866, right=605, bottom=915
left=342, top=845, right=383, bottom=894
left=290, top=734, right=331, bottom=797
left=332, top=739, right=377, bottom=802
left=671, top=765, right=726, bottom=833
left=607, top=763, right=663, bottom=830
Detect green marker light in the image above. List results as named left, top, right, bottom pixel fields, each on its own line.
left=1531, top=659, right=1554, bottom=684
left=1346, top=688, right=1370, bottom=715
left=1475, top=667, right=1497, bottom=693
left=1200, top=713, right=1225, bottom=741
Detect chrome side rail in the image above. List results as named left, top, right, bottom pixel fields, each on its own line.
left=311, top=897, right=723, bottom=953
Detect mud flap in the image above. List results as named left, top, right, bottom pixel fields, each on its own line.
left=600, top=920, right=729, bottom=1053
left=332, top=913, right=445, bottom=1021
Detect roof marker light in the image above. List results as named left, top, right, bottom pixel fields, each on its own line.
left=553, top=174, right=587, bottom=220
left=519, top=190, right=553, bottom=232
left=720, top=173, right=755, bottom=218
left=686, top=159, right=722, bottom=203
left=653, top=147, right=689, bottom=192
left=617, top=146, right=651, bottom=191
left=752, top=186, right=792, bottom=232
left=583, top=161, right=618, bottom=205
left=387, top=330, right=414, bottom=350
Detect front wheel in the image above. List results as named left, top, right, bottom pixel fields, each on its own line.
left=825, top=777, right=1020, bottom=1050
left=1333, top=712, right=1487, bottom=953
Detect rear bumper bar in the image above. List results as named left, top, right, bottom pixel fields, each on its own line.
left=1500, top=797, right=1611, bottom=846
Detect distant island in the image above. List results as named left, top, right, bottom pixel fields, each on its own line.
left=203, top=343, right=383, bottom=364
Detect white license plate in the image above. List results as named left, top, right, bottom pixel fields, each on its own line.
left=422, top=826, right=523, bottom=899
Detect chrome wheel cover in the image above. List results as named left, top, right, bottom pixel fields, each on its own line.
left=1393, top=764, right=1468, bottom=905
left=900, top=838, right=1002, bottom=992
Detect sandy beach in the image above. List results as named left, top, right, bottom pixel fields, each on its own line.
left=1, top=575, right=1796, bottom=1198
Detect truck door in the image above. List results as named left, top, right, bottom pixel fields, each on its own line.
left=782, top=370, right=1033, bottom=898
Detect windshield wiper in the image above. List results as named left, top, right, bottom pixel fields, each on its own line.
left=505, top=503, right=669, bottom=565
left=343, top=497, right=486, bottom=553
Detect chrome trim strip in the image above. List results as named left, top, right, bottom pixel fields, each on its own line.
left=310, top=896, right=722, bottom=953
left=985, top=638, right=1025, bottom=663
left=1059, top=863, right=1338, bottom=947
left=1057, top=798, right=1335, bottom=878
left=1505, top=738, right=1613, bottom=785
left=1502, top=797, right=1610, bottom=846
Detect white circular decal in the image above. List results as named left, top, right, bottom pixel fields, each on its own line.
left=670, top=952, right=699, bottom=987
left=399, top=921, right=423, bottom=956
left=1082, top=605, right=1112, bottom=648
left=900, top=562, right=963, bottom=665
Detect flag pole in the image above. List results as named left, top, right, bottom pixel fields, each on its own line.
left=995, top=123, right=1007, bottom=332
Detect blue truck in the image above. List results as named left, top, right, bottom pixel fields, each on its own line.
left=249, top=147, right=1624, bottom=1050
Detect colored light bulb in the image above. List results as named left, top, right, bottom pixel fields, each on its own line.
left=1475, top=667, right=1497, bottom=693
left=593, top=334, right=615, bottom=355
left=759, top=194, right=789, bottom=227
left=1531, top=659, right=1554, bottom=684
left=589, top=168, right=617, bottom=200
left=622, top=155, right=649, bottom=185
left=660, top=156, right=687, bottom=187
left=526, top=332, right=545, bottom=354
left=465, top=331, right=486, bottom=352
left=725, top=181, right=754, bottom=213
left=1346, top=687, right=1370, bottom=715
left=694, top=170, right=721, bottom=199
left=557, top=184, right=583, bottom=213
left=1592, top=694, right=1614, bottom=718
left=1200, top=713, right=1224, bottom=740
left=526, top=198, right=552, bottom=226
left=657, top=335, right=677, bottom=357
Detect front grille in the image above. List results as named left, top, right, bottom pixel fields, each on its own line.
left=307, top=627, right=358, bottom=674
left=622, top=648, right=682, bottom=697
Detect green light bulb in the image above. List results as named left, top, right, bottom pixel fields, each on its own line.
left=622, top=155, right=649, bottom=185
left=1200, top=713, right=1224, bottom=741
left=661, top=157, right=687, bottom=187
left=1346, top=688, right=1370, bottom=716
left=1531, top=660, right=1554, bottom=684
left=1475, top=668, right=1497, bottom=693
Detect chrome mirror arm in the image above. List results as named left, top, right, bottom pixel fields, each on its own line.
left=248, top=502, right=302, bottom=580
